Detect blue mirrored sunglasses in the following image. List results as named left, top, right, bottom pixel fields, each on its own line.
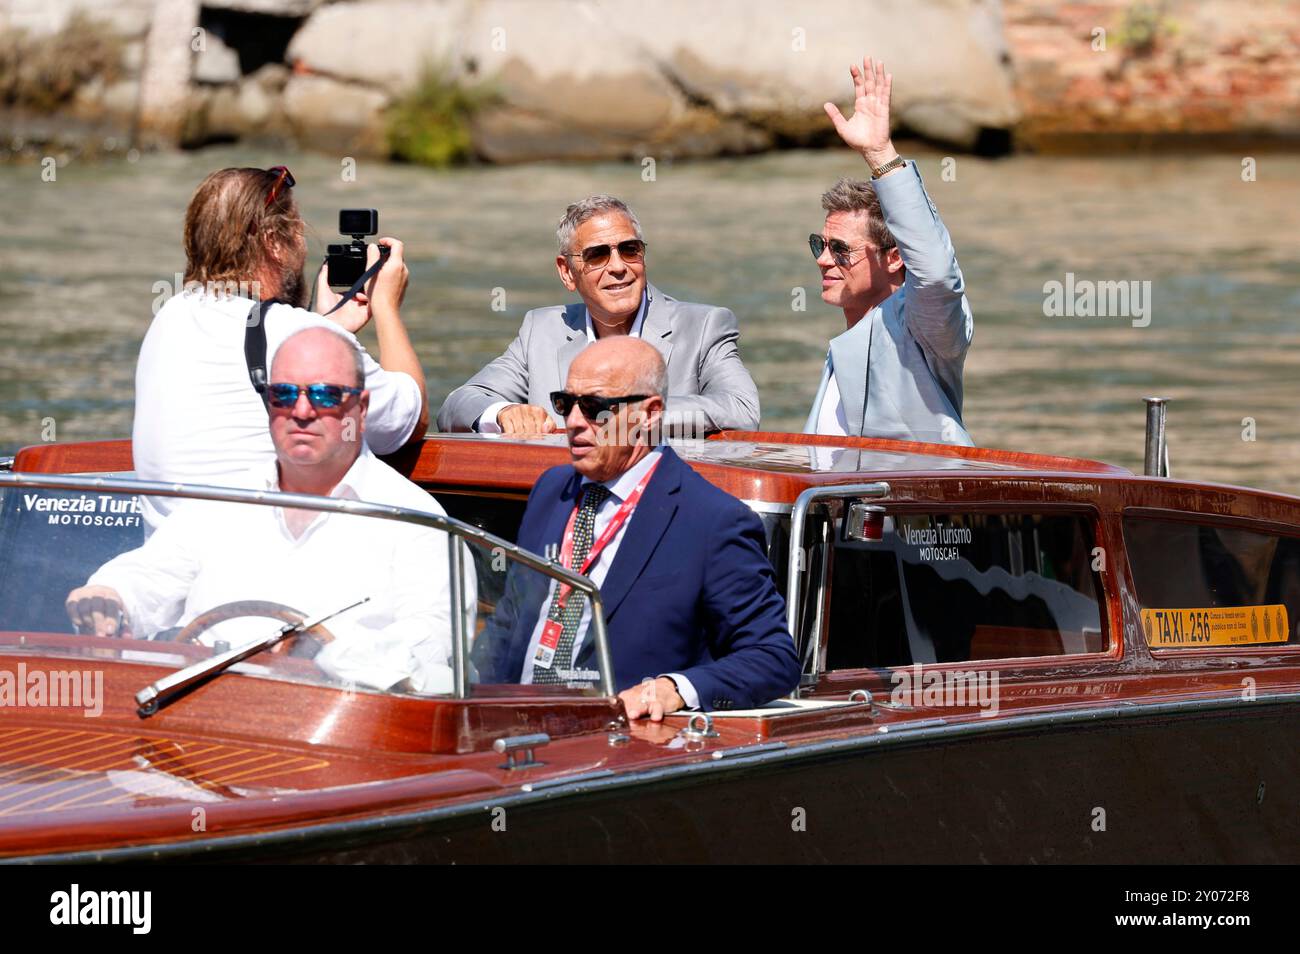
left=266, top=382, right=362, bottom=410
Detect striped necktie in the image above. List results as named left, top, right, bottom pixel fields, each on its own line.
left=533, top=482, right=611, bottom=684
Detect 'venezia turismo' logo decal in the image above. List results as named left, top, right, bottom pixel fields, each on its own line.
left=895, top=515, right=972, bottom=563
left=19, top=492, right=143, bottom=528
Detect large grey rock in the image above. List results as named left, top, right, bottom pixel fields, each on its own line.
left=286, top=0, right=1018, bottom=159
left=249, top=63, right=291, bottom=92
left=202, top=0, right=324, bottom=14
left=600, top=0, right=1019, bottom=146
left=100, top=79, right=140, bottom=120
left=0, top=0, right=156, bottom=37
left=193, top=30, right=241, bottom=84
left=287, top=0, right=465, bottom=91
left=238, top=77, right=274, bottom=126
left=282, top=73, right=390, bottom=154
left=136, top=0, right=201, bottom=144
left=205, top=84, right=245, bottom=137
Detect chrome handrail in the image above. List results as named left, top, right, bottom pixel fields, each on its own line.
left=786, top=481, right=891, bottom=689
left=0, top=472, right=617, bottom=699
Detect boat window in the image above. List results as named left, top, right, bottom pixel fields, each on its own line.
left=1123, top=515, right=1300, bottom=649
left=0, top=483, right=610, bottom=702
left=825, top=511, right=1106, bottom=668
left=463, top=532, right=612, bottom=697
left=435, top=492, right=529, bottom=616
left=753, top=510, right=792, bottom=598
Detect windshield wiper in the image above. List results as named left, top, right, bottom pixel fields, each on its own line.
left=134, top=597, right=369, bottom=717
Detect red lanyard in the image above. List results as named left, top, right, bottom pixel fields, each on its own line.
left=550, top=458, right=660, bottom=613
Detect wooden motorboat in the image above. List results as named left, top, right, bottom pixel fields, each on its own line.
left=0, top=428, right=1296, bottom=864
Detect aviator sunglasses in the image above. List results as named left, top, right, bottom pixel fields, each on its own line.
left=573, top=239, right=647, bottom=269
left=266, top=382, right=362, bottom=410
left=808, top=233, right=892, bottom=268
left=550, top=391, right=649, bottom=419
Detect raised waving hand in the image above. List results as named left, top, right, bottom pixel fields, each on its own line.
left=824, top=57, right=901, bottom=174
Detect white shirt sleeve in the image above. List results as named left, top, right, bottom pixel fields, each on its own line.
left=313, top=530, right=476, bottom=694
left=356, top=349, right=422, bottom=454
left=87, top=505, right=208, bottom=638
left=474, top=401, right=512, bottom=434
left=664, top=673, right=700, bottom=710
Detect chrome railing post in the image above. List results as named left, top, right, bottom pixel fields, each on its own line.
left=785, top=481, right=891, bottom=694
left=1143, top=397, right=1169, bottom=477
left=448, top=535, right=468, bottom=699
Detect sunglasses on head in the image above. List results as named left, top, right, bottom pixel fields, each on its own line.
left=808, top=233, right=891, bottom=268
left=550, top=391, right=649, bottom=419
left=264, top=165, right=295, bottom=207
left=266, top=382, right=361, bottom=410
left=572, top=239, right=646, bottom=270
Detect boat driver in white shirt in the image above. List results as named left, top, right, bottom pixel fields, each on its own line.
left=66, top=328, right=470, bottom=694
left=134, top=165, right=429, bottom=529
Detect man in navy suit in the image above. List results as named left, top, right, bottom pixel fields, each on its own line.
left=471, top=337, right=799, bottom=719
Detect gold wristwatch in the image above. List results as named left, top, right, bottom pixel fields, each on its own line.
left=870, top=155, right=906, bottom=179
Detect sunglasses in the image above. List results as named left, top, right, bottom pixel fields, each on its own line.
left=550, top=391, right=649, bottom=419
left=573, top=239, right=647, bottom=270
left=266, top=382, right=362, bottom=410
left=265, top=165, right=296, bottom=207
left=808, top=233, right=891, bottom=268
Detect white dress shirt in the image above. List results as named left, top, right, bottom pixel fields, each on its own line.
left=516, top=446, right=699, bottom=707
left=133, top=291, right=423, bottom=527
left=89, top=447, right=473, bottom=694
left=475, top=292, right=648, bottom=433
left=814, top=354, right=850, bottom=436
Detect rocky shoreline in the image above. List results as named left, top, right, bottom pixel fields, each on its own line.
left=2, top=0, right=1298, bottom=164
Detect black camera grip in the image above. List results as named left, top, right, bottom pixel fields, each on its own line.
left=323, top=246, right=389, bottom=317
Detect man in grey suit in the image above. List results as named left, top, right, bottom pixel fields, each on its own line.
left=804, top=58, right=974, bottom=446
left=437, top=195, right=760, bottom=436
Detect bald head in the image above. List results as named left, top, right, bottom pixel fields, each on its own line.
left=271, top=327, right=364, bottom=388
left=567, top=336, right=666, bottom=399
left=266, top=326, right=369, bottom=493
left=562, top=337, right=666, bottom=482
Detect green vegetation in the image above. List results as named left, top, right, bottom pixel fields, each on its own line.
left=0, top=11, right=123, bottom=111
left=385, top=62, right=496, bottom=167
left=1115, top=3, right=1179, bottom=57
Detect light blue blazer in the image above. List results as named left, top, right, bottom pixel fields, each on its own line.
left=804, top=161, right=974, bottom=446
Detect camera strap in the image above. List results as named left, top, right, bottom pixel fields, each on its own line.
left=243, top=299, right=274, bottom=396
left=322, top=252, right=387, bottom=316
left=245, top=246, right=387, bottom=395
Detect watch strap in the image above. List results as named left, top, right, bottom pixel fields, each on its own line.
left=870, top=155, right=906, bottom=179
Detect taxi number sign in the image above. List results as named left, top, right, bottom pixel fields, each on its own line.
left=1141, top=604, right=1290, bottom=648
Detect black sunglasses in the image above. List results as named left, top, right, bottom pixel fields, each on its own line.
left=266, top=382, right=362, bottom=410
left=573, top=239, right=646, bottom=270
left=809, top=233, right=891, bottom=268
left=550, top=391, right=649, bottom=419
left=265, top=165, right=296, bottom=207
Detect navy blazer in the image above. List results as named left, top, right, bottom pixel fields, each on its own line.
left=472, top=447, right=800, bottom=710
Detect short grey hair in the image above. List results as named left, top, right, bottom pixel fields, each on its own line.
left=556, top=194, right=643, bottom=255
left=820, top=177, right=896, bottom=251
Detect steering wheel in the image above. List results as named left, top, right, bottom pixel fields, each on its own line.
left=163, top=600, right=337, bottom=659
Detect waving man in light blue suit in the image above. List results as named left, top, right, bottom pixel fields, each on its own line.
left=804, top=58, right=974, bottom=446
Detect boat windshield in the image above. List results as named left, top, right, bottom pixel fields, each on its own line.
left=0, top=477, right=613, bottom=703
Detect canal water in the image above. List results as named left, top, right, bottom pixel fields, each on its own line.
left=1, top=146, right=1298, bottom=491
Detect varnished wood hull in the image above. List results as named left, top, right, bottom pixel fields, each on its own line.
left=16, top=696, right=1296, bottom=864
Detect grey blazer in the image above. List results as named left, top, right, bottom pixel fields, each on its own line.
left=804, top=161, right=974, bottom=446
left=436, top=284, right=760, bottom=434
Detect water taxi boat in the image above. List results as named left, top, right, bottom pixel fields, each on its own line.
left=0, top=419, right=1295, bottom=863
